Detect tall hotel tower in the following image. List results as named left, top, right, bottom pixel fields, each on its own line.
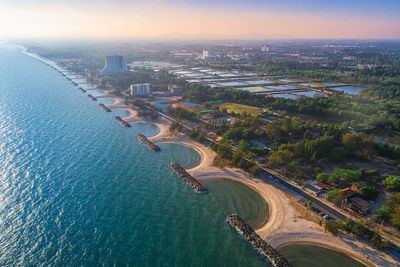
left=100, top=55, right=128, bottom=75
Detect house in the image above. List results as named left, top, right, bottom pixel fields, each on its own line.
left=168, top=84, right=183, bottom=95
left=306, top=181, right=331, bottom=196
left=350, top=197, right=370, bottom=215
left=341, top=188, right=357, bottom=199
left=314, top=182, right=334, bottom=191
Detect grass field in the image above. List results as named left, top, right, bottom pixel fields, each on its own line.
left=219, top=103, right=262, bottom=115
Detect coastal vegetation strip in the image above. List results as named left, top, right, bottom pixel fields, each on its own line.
left=169, top=162, right=208, bottom=193
left=227, top=214, right=292, bottom=267
left=136, top=133, right=161, bottom=152
left=115, top=116, right=131, bottom=128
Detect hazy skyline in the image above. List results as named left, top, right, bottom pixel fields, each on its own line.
left=1, top=0, right=400, bottom=39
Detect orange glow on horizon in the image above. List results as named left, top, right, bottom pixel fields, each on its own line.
left=0, top=2, right=399, bottom=39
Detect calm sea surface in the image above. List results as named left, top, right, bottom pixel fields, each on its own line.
left=0, top=44, right=270, bottom=266
left=279, top=244, right=365, bottom=267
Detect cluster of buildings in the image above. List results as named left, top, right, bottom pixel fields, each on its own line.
left=99, top=55, right=154, bottom=97
left=306, top=181, right=371, bottom=215
left=201, top=50, right=215, bottom=60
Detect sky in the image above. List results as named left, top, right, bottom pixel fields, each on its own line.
left=0, top=0, right=399, bottom=39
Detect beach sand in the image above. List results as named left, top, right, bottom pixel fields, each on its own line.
left=97, top=94, right=397, bottom=266
left=149, top=119, right=398, bottom=267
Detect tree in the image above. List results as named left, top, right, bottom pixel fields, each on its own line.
left=383, top=176, right=400, bottom=192
left=231, top=149, right=245, bottom=166
left=327, top=188, right=345, bottom=205
left=328, top=168, right=362, bottom=184
left=342, top=133, right=374, bottom=158
left=316, top=173, right=330, bottom=183
left=373, top=206, right=391, bottom=222
left=249, top=165, right=261, bottom=176
left=354, top=182, right=379, bottom=200
left=169, top=121, right=182, bottom=135
left=370, top=232, right=390, bottom=251
left=238, top=139, right=251, bottom=152
left=387, top=192, right=400, bottom=208
left=391, top=205, right=400, bottom=227
left=268, top=149, right=294, bottom=168
left=216, top=142, right=232, bottom=159
left=329, top=147, right=345, bottom=163
left=324, top=221, right=339, bottom=235
left=383, top=192, right=400, bottom=227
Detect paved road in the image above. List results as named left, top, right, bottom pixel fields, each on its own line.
left=148, top=107, right=400, bottom=250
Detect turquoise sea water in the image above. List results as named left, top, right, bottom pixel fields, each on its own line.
left=0, top=44, right=271, bottom=266
left=203, top=179, right=269, bottom=229
left=279, top=244, right=366, bottom=267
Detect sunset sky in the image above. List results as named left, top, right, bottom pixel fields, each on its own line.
left=1, top=0, right=399, bottom=39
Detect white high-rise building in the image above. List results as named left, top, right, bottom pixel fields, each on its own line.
left=261, top=45, right=270, bottom=52
left=100, top=55, right=128, bottom=75
left=201, top=49, right=214, bottom=60
left=129, top=83, right=151, bottom=95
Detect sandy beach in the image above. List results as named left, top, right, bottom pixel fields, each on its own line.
left=91, top=93, right=397, bottom=266
left=147, top=118, right=398, bottom=267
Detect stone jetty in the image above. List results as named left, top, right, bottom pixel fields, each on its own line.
left=98, top=103, right=111, bottom=112
left=136, top=134, right=161, bottom=152
left=87, top=94, right=97, bottom=101
left=115, top=116, right=131, bottom=128
left=79, top=87, right=87, bottom=93
left=169, top=162, right=207, bottom=193
left=227, top=215, right=292, bottom=267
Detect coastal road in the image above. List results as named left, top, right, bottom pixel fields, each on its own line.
left=148, top=106, right=400, bottom=250
left=258, top=166, right=348, bottom=221
left=149, top=107, right=347, bottom=219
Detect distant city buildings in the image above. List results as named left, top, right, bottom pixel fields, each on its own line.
left=201, top=49, right=214, bottom=60
left=100, top=55, right=128, bottom=75
left=129, top=83, right=151, bottom=96
left=227, top=52, right=249, bottom=61
left=343, top=56, right=357, bottom=61
left=261, top=45, right=270, bottom=52
left=168, top=84, right=183, bottom=95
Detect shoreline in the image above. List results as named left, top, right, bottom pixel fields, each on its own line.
left=18, top=47, right=397, bottom=267
left=147, top=117, right=397, bottom=267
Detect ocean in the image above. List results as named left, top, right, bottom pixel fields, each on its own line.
left=0, top=43, right=270, bottom=266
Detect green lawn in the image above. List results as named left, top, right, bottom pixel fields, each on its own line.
left=219, top=103, right=262, bottom=115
